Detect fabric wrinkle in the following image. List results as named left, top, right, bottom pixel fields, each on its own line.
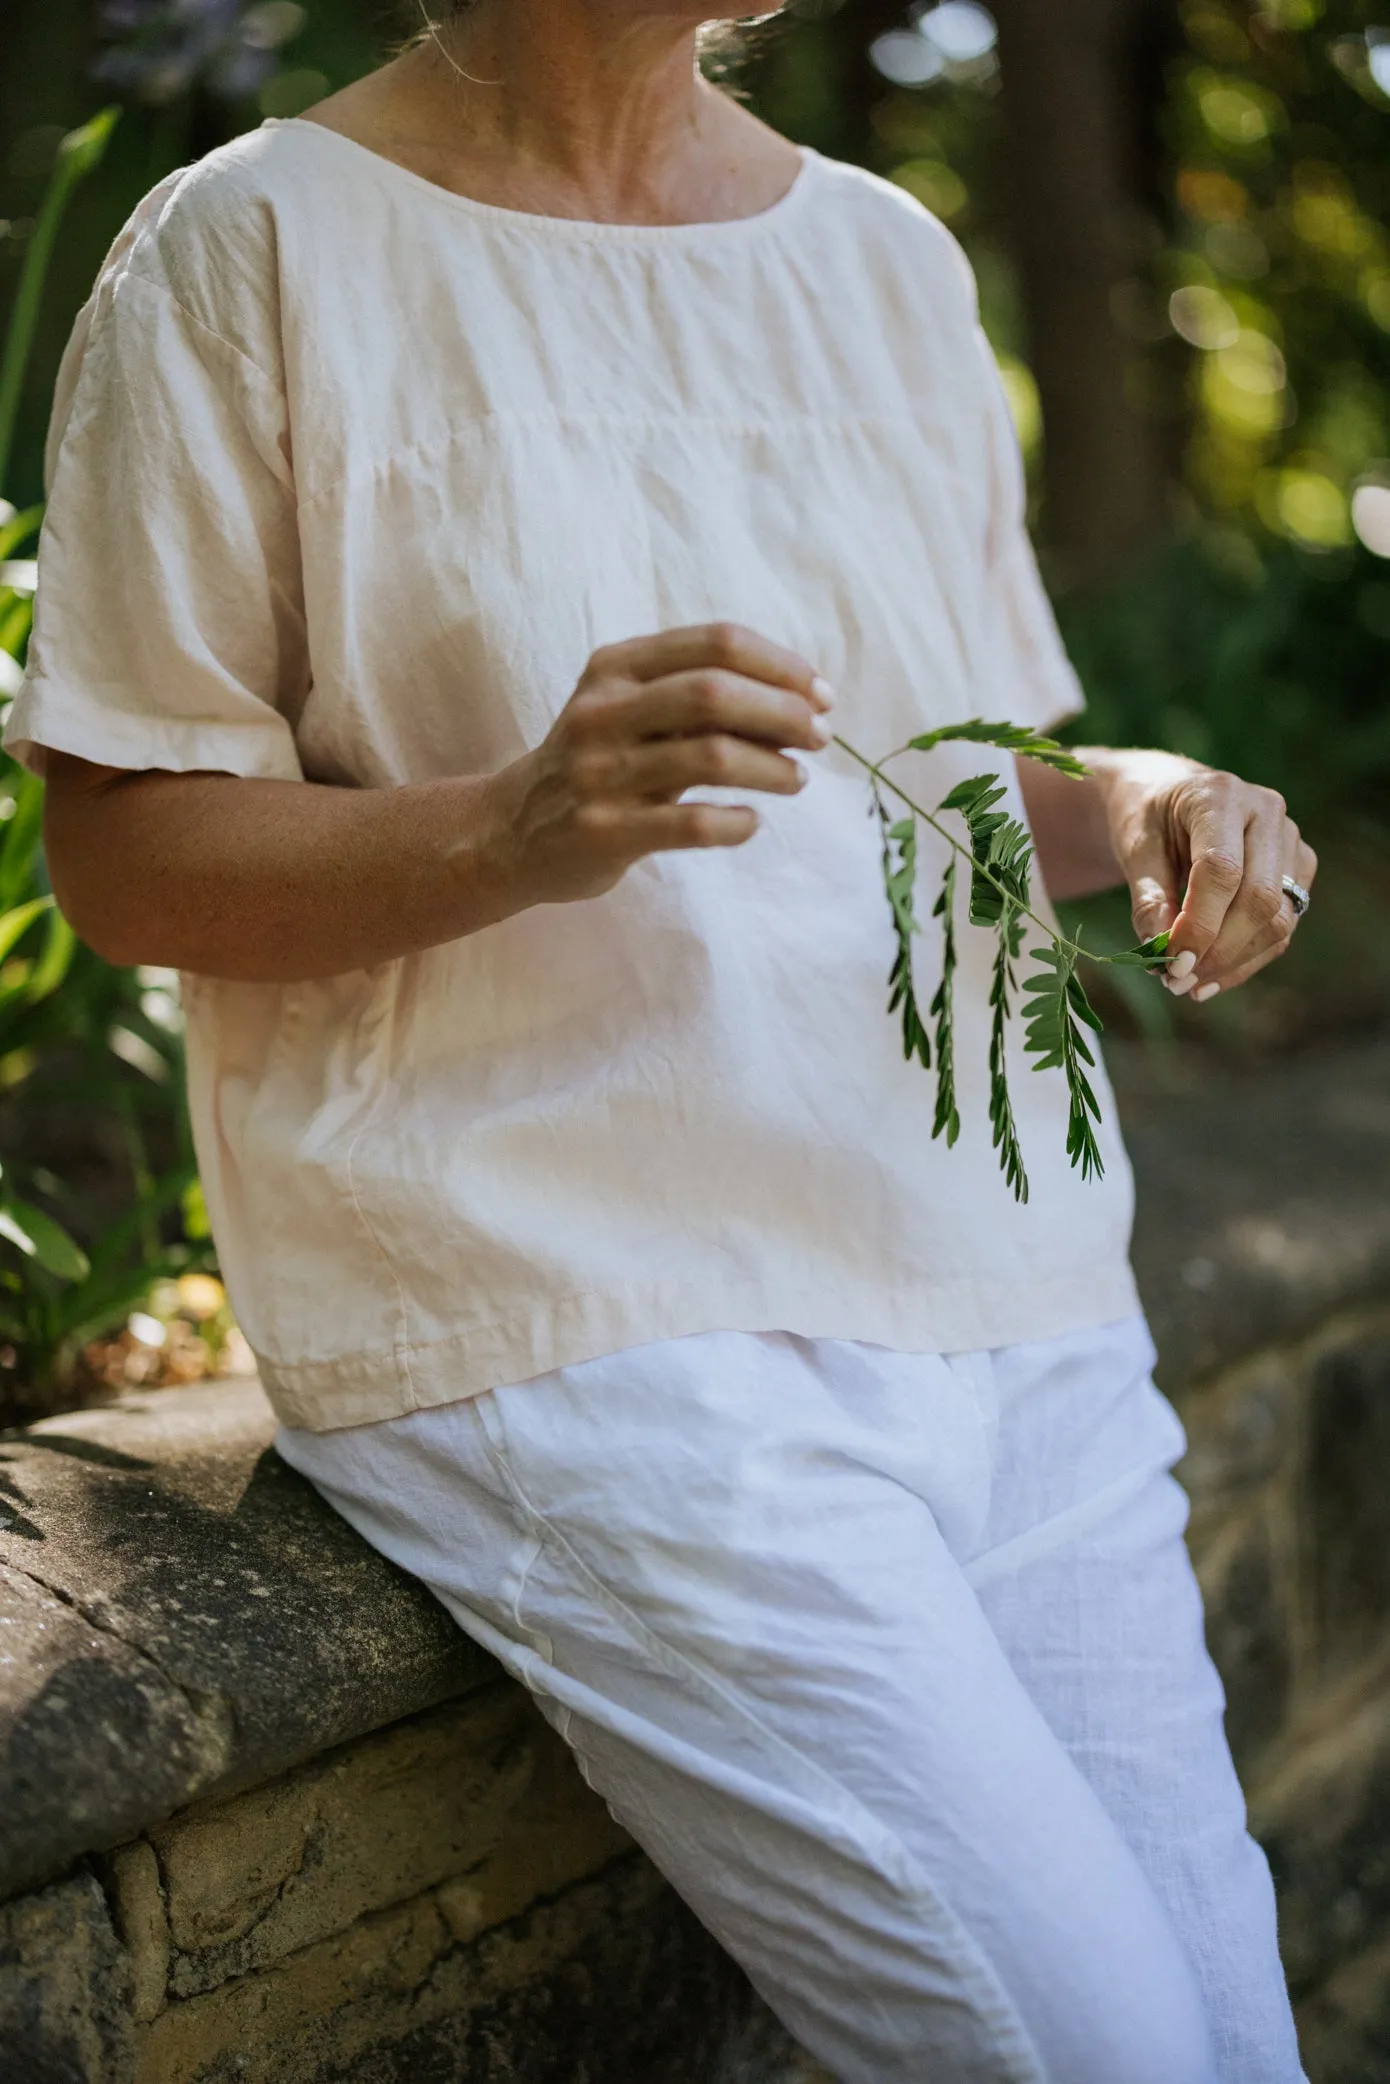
left=275, top=1316, right=1300, bottom=2082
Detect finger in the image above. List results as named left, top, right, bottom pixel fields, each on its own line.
left=587, top=624, right=830, bottom=705
left=1186, top=799, right=1288, bottom=988
left=1164, top=795, right=1250, bottom=973
left=1121, top=825, right=1182, bottom=945
left=1295, top=836, right=1318, bottom=894
left=573, top=670, right=832, bottom=755
left=1185, top=933, right=1288, bottom=1005
left=1287, top=828, right=1317, bottom=905
left=577, top=799, right=760, bottom=857
left=1210, top=827, right=1314, bottom=993
left=578, top=736, right=807, bottom=802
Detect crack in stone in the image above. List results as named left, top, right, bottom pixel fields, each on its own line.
left=1, top=1551, right=236, bottom=1771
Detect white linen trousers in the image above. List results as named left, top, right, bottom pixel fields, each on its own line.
left=275, top=1314, right=1305, bottom=2084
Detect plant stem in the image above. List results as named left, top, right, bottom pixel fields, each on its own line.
left=834, top=734, right=1081, bottom=958
left=0, top=109, right=119, bottom=492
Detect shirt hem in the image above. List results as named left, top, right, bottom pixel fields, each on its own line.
left=3, top=675, right=304, bottom=781
left=254, top=1261, right=1145, bottom=1432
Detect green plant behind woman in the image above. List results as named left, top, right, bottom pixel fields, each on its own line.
left=0, top=109, right=213, bottom=1409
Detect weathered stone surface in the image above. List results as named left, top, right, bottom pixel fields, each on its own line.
left=151, top=1688, right=631, bottom=1998
left=1302, top=1331, right=1390, bottom=1681
left=1188, top=1489, right=1295, bottom=1772
left=1250, top=1643, right=1390, bottom=1992
left=0, top=1381, right=489, bottom=1901
left=0, top=1553, right=221, bottom=1896
left=0, top=1868, right=133, bottom=2082
left=135, top=1860, right=811, bottom=2084
left=1123, top=1038, right=1390, bottom=1392
left=105, top=1839, right=170, bottom=2024
left=1296, top=1924, right=1390, bottom=2084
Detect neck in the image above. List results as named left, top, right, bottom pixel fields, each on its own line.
left=413, top=0, right=723, bottom=216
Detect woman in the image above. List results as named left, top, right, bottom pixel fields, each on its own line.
left=12, top=2, right=1314, bottom=2075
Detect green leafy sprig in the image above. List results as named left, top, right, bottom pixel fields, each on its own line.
left=836, top=721, right=1171, bottom=1203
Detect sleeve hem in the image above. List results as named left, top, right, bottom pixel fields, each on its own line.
left=2, top=677, right=304, bottom=783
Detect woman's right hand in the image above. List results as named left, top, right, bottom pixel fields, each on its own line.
left=40, top=623, right=834, bottom=983
left=486, top=623, right=834, bottom=906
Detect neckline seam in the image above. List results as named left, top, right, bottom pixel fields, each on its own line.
left=264, top=117, right=817, bottom=244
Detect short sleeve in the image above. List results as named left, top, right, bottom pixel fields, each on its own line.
left=976, top=326, right=1086, bottom=734
left=4, top=244, right=306, bottom=782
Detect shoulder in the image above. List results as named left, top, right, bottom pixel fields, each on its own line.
left=90, top=125, right=323, bottom=368
left=801, top=152, right=980, bottom=315
left=45, top=129, right=310, bottom=482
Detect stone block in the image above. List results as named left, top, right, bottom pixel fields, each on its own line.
left=0, top=1868, right=133, bottom=2082
left=1302, top=1329, right=1390, bottom=1681
left=136, top=1859, right=807, bottom=2084
left=1250, top=1645, right=1390, bottom=1995
left=431, top=1707, right=634, bottom=1946
left=1296, top=1924, right=1390, bottom=2084
left=0, top=1381, right=490, bottom=1902
left=104, top=1839, right=170, bottom=2022
left=149, top=1687, right=630, bottom=1998
left=1188, top=1490, right=1294, bottom=1773
left=1125, top=1038, right=1390, bottom=1391
left=1178, top=1351, right=1299, bottom=1522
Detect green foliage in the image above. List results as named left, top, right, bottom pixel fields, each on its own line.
left=877, top=793, right=932, bottom=1069
left=987, top=915, right=1026, bottom=1201
left=937, top=773, right=1032, bottom=928
left=0, top=108, right=119, bottom=490
left=1058, top=531, right=1390, bottom=829
left=1019, top=943, right=1105, bottom=1184
left=839, top=722, right=1170, bottom=1204
left=0, top=109, right=211, bottom=1404
left=0, top=731, right=206, bottom=1392
left=906, top=719, right=1088, bottom=777
left=1160, top=0, right=1390, bottom=547
left=929, top=853, right=959, bottom=1146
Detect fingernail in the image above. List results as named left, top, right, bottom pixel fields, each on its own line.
left=1193, top=981, right=1220, bottom=1003
left=1167, top=950, right=1197, bottom=980
left=810, top=675, right=835, bottom=710
left=1167, top=973, right=1197, bottom=997
left=791, top=758, right=808, bottom=789
left=809, top=712, right=833, bottom=745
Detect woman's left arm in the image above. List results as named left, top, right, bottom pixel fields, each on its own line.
left=1018, top=748, right=1318, bottom=998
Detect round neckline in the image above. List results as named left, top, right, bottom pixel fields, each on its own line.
left=264, top=116, right=817, bottom=245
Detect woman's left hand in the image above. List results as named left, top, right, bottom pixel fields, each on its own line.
left=1092, top=749, right=1317, bottom=1001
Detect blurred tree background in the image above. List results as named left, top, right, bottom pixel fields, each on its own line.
left=0, top=0, right=1387, bottom=1413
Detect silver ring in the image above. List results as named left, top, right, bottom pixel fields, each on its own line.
left=1282, top=874, right=1310, bottom=918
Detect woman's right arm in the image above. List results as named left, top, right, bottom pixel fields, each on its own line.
left=41, top=623, right=832, bottom=983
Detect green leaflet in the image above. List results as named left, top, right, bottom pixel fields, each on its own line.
left=0, top=894, right=52, bottom=965
left=0, top=1195, right=90, bottom=1282
left=906, top=717, right=1089, bottom=778
left=935, top=773, right=1033, bottom=1194
left=876, top=791, right=931, bottom=1069
left=1106, top=929, right=1173, bottom=967
left=937, top=771, right=1034, bottom=931
left=1020, top=944, right=1106, bottom=1182
left=929, top=854, right=960, bottom=1145
left=988, top=898, right=1029, bottom=1202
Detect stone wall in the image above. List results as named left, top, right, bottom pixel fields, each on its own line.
left=1183, top=1312, right=1390, bottom=2082
left=0, top=1598, right=820, bottom=2083
left=1, top=1035, right=1388, bottom=2083
left=0, top=1377, right=819, bottom=2082
left=1122, top=1037, right=1390, bottom=2083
